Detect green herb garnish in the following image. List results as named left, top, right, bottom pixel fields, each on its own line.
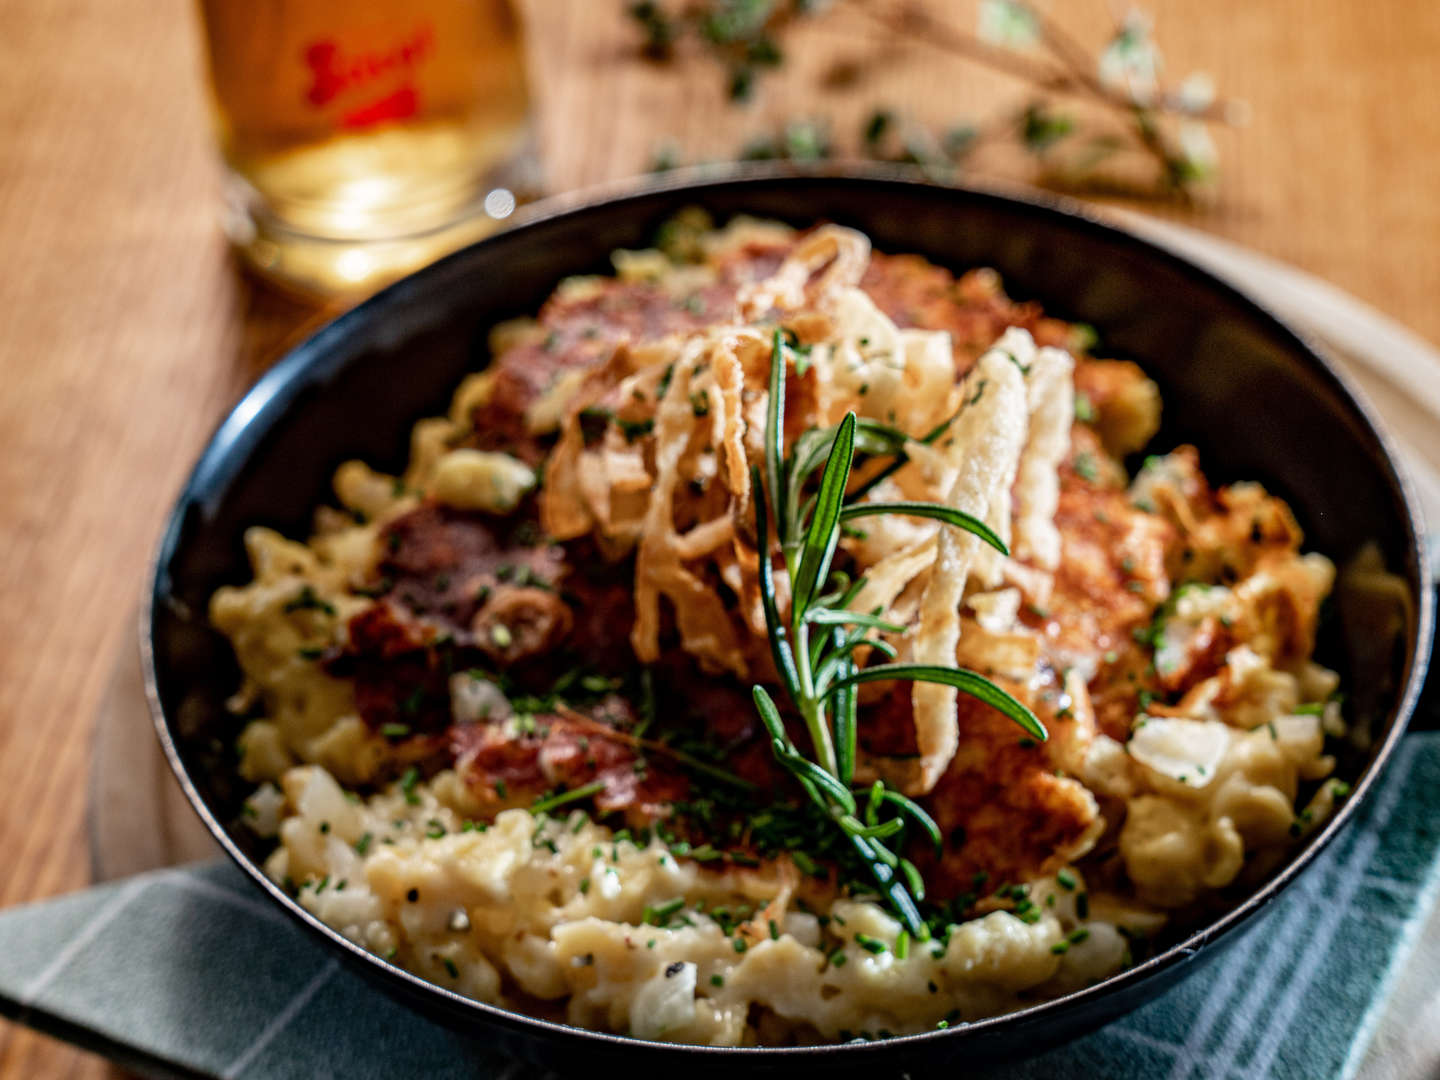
left=399, top=766, right=420, bottom=805
left=854, top=933, right=887, bottom=954
left=746, top=331, right=1044, bottom=937
left=618, top=416, right=655, bottom=442
left=530, top=779, right=607, bottom=815
left=643, top=898, right=686, bottom=926
left=283, top=585, right=336, bottom=617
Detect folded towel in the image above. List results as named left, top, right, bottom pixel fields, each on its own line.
left=3, top=733, right=1438, bottom=1080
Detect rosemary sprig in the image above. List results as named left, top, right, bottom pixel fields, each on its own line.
left=749, top=331, right=1044, bottom=936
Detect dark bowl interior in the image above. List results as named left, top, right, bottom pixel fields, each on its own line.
left=145, top=168, right=1433, bottom=1074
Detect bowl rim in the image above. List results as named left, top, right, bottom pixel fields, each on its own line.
left=142, top=162, right=1435, bottom=1061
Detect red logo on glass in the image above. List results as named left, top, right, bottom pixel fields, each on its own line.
left=304, top=23, right=434, bottom=129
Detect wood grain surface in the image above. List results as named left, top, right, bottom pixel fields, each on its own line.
left=1, top=1, right=1437, bottom=1075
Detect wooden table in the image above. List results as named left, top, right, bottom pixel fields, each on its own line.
left=2, top=1, right=1437, bottom=1075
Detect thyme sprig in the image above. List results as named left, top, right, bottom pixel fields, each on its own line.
left=632, top=1, right=1239, bottom=198
left=749, top=331, right=1044, bottom=935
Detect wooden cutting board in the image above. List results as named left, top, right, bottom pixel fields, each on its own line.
left=88, top=211, right=1440, bottom=883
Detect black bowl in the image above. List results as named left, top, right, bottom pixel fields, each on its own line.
left=144, top=166, right=1433, bottom=1074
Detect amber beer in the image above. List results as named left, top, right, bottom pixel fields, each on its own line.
left=197, top=0, right=535, bottom=294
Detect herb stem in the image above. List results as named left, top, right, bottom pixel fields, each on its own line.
left=530, top=780, right=606, bottom=815
left=554, top=704, right=757, bottom=791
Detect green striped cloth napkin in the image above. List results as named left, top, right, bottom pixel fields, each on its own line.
left=2, top=732, right=1438, bottom=1080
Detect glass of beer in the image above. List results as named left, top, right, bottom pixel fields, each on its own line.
left=196, top=0, right=539, bottom=297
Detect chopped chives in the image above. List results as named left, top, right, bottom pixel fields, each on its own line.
left=790, top=850, right=822, bottom=876
left=399, top=767, right=420, bottom=805
left=643, top=898, right=686, bottom=926
left=854, top=933, right=887, bottom=954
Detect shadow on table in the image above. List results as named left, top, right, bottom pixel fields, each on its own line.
left=225, top=255, right=350, bottom=388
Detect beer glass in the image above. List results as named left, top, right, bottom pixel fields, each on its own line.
left=196, top=0, right=538, bottom=296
